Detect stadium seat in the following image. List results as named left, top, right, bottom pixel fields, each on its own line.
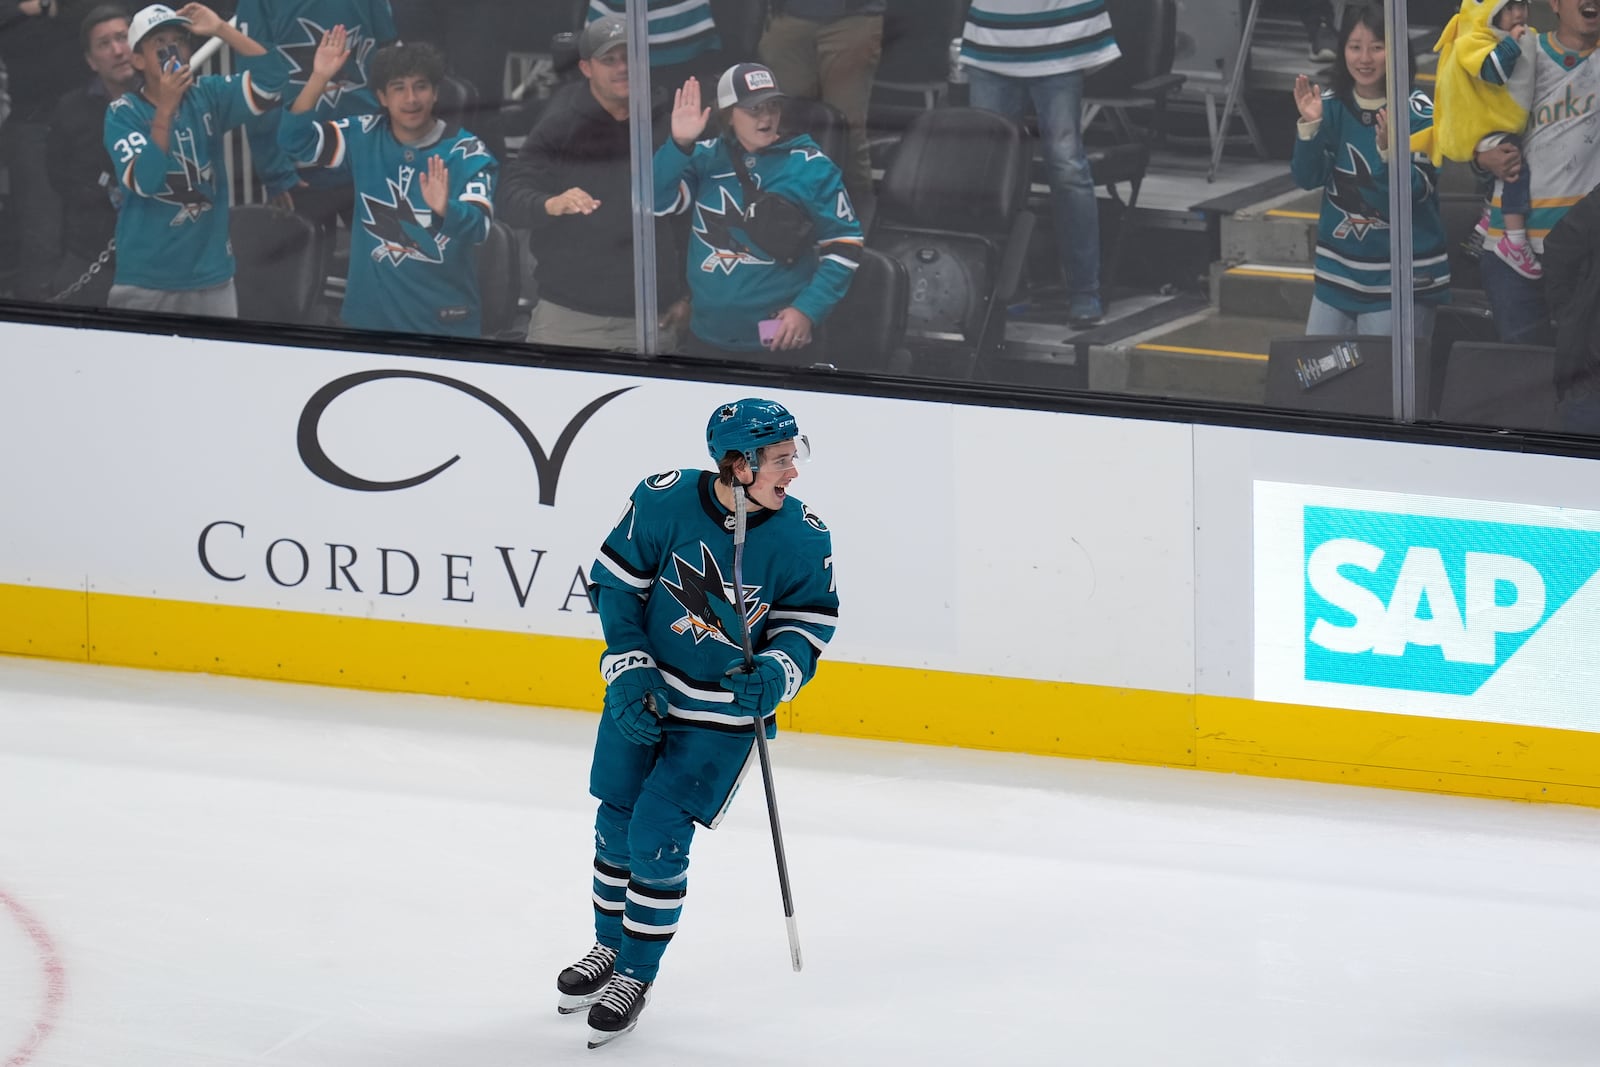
left=869, top=106, right=1035, bottom=378
left=1437, top=342, right=1560, bottom=431
left=1425, top=302, right=1498, bottom=417
left=1082, top=0, right=1184, bottom=146
left=868, top=0, right=968, bottom=132
left=477, top=219, right=523, bottom=340
left=551, top=31, right=581, bottom=83
left=814, top=247, right=910, bottom=373
left=230, top=205, right=326, bottom=326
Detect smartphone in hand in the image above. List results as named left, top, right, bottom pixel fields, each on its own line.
left=158, top=44, right=182, bottom=73
left=758, top=318, right=782, bottom=347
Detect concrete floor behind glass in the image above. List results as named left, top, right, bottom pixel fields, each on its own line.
left=3, top=656, right=1599, bottom=1066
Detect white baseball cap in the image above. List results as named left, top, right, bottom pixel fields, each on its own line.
left=128, top=4, right=192, bottom=50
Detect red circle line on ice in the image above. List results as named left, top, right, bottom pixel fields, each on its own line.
left=1, top=888, right=65, bottom=1067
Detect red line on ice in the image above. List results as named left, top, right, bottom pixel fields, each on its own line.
left=1, top=888, right=65, bottom=1067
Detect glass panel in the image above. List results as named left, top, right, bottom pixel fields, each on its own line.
left=1420, top=0, right=1596, bottom=435
left=1, top=0, right=1591, bottom=437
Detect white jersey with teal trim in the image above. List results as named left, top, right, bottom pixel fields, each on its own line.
left=105, top=72, right=280, bottom=291
left=1489, top=33, right=1600, bottom=252
left=280, top=110, right=497, bottom=336
left=961, top=0, right=1120, bottom=79
left=588, top=0, right=720, bottom=67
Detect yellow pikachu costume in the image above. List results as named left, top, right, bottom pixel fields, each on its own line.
left=1411, top=0, right=1534, bottom=164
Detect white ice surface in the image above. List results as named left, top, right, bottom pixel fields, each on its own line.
left=3, top=656, right=1600, bottom=1066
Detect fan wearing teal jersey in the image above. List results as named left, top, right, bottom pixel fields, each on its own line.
left=280, top=28, right=496, bottom=336
left=556, top=398, right=839, bottom=1049
left=104, top=2, right=286, bottom=316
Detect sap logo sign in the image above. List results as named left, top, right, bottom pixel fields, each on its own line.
left=1309, top=542, right=1543, bottom=664
left=1302, top=506, right=1600, bottom=696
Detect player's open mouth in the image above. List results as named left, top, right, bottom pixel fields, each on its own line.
left=1583, top=2, right=1599, bottom=18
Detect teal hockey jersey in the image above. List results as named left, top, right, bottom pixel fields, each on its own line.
left=1291, top=89, right=1451, bottom=314
left=586, top=0, right=720, bottom=67
left=234, top=0, right=398, bottom=196
left=589, top=470, right=839, bottom=733
left=653, top=133, right=864, bottom=352
left=279, top=110, right=497, bottom=336
left=105, top=68, right=285, bottom=291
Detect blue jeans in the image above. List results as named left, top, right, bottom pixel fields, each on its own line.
left=1499, top=133, right=1530, bottom=218
left=965, top=65, right=1100, bottom=299
left=1304, top=297, right=1436, bottom=344
left=1480, top=253, right=1553, bottom=345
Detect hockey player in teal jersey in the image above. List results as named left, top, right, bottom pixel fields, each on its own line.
left=653, top=64, right=864, bottom=356
left=558, top=398, right=839, bottom=1049
left=104, top=3, right=287, bottom=316
left=279, top=29, right=495, bottom=336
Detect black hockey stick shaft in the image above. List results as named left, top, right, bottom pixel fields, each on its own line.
left=732, top=484, right=803, bottom=972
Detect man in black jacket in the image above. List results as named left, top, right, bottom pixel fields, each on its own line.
left=499, top=14, right=686, bottom=352
left=1541, top=182, right=1600, bottom=436
left=45, top=3, right=134, bottom=305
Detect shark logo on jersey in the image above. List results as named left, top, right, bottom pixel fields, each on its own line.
left=360, top=176, right=445, bottom=265
left=788, top=144, right=826, bottom=163
left=153, top=129, right=214, bottom=225
left=693, top=187, right=773, bottom=273
left=450, top=137, right=490, bottom=162
left=661, top=542, right=768, bottom=646
left=279, top=18, right=375, bottom=108
left=1328, top=146, right=1387, bottom=241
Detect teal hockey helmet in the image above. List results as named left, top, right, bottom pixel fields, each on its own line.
left=706, top=398, right=808, bottom=471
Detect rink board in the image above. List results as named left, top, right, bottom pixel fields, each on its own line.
left=4, top=320, right=1600, bottom=807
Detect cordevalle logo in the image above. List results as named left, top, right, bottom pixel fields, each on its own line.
left=298, top=369, right=633, bottom=506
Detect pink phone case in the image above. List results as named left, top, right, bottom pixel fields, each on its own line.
left=759, top=318, right=782, bottom=346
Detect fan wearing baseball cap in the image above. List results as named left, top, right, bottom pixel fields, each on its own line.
left=102, top=3, right=287, bottom=316
left=651, top=63, right=864, bottom=358
left=500, top=14, right=689, bottom=351
left=278, top=28, right=498, bottom=337
left=584, top=0, right=723, bottom=102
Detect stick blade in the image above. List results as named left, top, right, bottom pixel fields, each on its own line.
left=787, top=915, right=803, bottom=972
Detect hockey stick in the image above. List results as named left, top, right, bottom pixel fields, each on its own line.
left=731, top=483, right=803, bottom=972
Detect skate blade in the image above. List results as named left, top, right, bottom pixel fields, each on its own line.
left=557, top=991, right=605, bottom=1015
left=586, top=1021, right=638, bottom=1049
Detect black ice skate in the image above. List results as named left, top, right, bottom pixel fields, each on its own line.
left=585, top=973, right=651, bottom=1049
left=557, top=942, right=617, bottom=1015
